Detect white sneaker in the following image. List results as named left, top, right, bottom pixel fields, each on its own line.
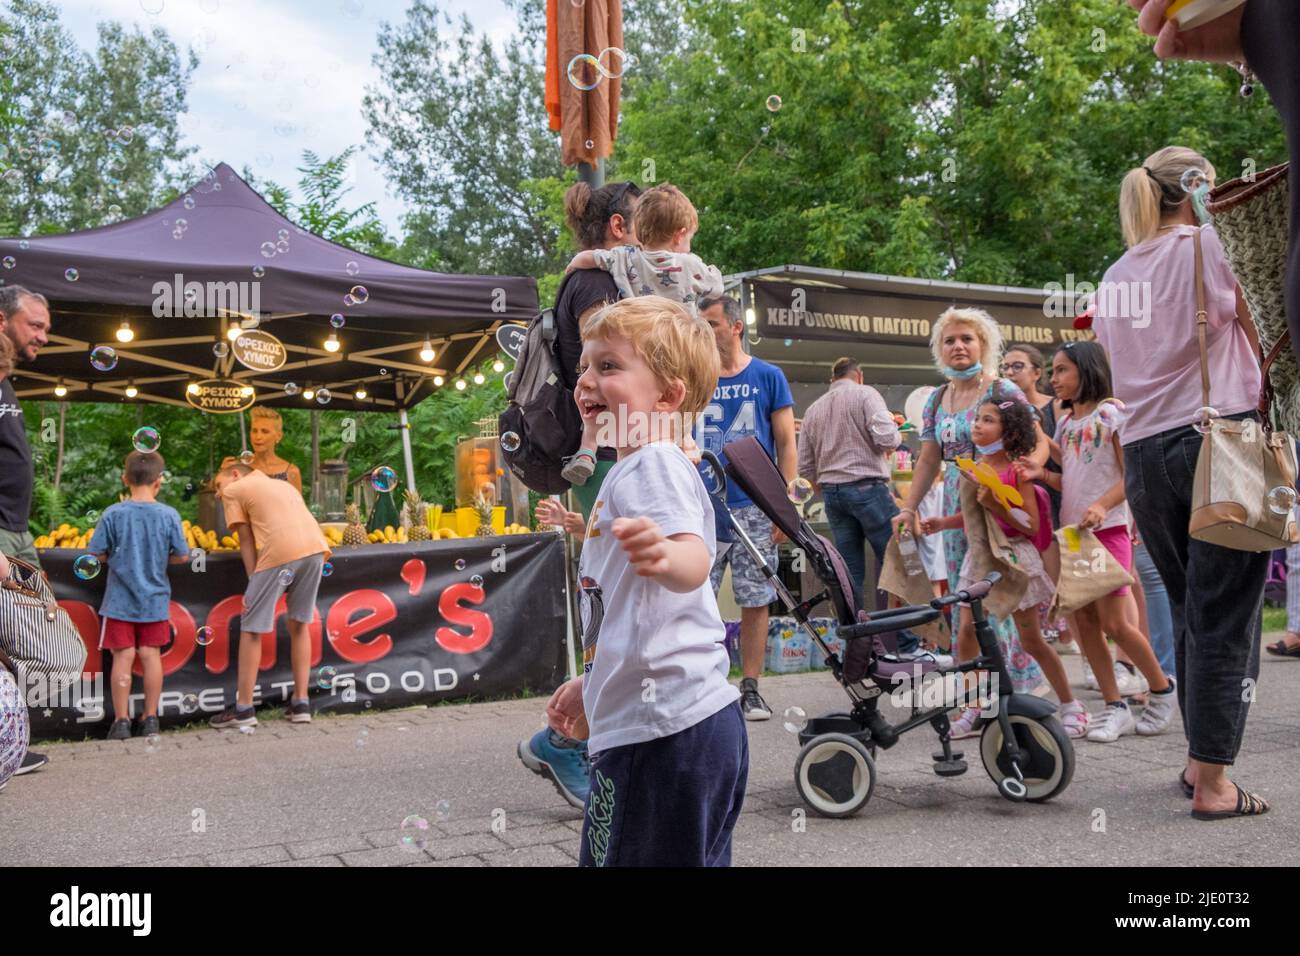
left=1136, top=683, right=1177, bottom=735
left=1112, top=661, right=1150, bottom=698
left=899, top=647, right=954, bottom=668
left=1086, top=703, right=1135, bottom=742
left=1059, top=700, right=1091, bottom=739
left=1081, top=657, right=1099, bottom=690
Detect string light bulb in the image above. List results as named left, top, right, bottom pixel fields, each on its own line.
left=187, top=382, right=200, bottom=395
left=303, top=387, right=316, bottom=400
left=54, top=380, right=68, bottom=398
left=492, top=359, right=505, bottom=373
left=433, top=375, right=444, bottom=387
left=473, top=372, right=485, bottom=385
left=324, top=332, right=341, bottom=353
left=419, top=338, right=436, bottom=362
left=226, top=325, right=241, bottom=341
left=124, top=380, right=138, bottom=399
left=354, top=385, right=368, bottom=400
left=116, top=321, right=135, bottom=343
left=455, top=378, right=467, bottom=391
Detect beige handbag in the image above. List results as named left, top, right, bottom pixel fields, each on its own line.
left=955, top=479, right=1028, bottom=621
left=1186, top=229, right=1299, bottom=552
left=1049, top=526, right=1136, bottom=617
left=878, top=535, right=951, bottom=649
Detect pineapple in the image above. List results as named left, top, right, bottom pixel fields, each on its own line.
left=404, top=489, right=432, bottom=542
left=474, top=491, right=495, bottom=537
left=342, top=503, right=368, bottom=547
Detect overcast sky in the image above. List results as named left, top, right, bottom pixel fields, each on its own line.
left=60, top=0, right=519, bottom=235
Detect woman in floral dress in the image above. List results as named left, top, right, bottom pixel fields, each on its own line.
left=894, top=308, right=1049, bottom=713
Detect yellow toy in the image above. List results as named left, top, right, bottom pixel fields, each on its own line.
left=954, top=456, right=1024, bottom=510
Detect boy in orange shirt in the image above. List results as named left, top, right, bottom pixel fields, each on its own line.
left=209, top=458, right=331, bottom=728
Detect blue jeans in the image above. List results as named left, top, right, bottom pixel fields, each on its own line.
left=1134, top=540, right=1176, bottom=677
left=821, top=479, right=920, bottom=654
left=1123, top=418, right=1268, bottom=766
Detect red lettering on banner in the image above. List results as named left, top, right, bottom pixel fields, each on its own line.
left=203, top=594, right=245, bottom=674
left=401, top=558, right=426, bottom=595
left=436, top=583, right=493, bottom=654
left=59, top=601, right=102, bottom=676
left=326, top=589, right=396, bottom=662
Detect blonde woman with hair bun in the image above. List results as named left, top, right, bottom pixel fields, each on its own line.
left=1093, top=142, right=1271, bottom=820
left=892, top=307, right=1052, bottom=729
left=247, top=406, right=303, bottom=494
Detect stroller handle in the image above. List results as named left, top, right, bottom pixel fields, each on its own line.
left=700, top=450, right=728, bottom=498
left=932, top=572, right=1002, bottom=608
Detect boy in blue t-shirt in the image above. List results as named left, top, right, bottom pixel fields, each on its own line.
left=89, top=451, right=190, bottom=740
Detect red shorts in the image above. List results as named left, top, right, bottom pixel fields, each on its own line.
left=1092, top=525, right=1132, bottom=597
left=101, top=618, right=172, bottom=650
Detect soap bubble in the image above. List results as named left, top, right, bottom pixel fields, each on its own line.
left=278, top=568, right=295, bottom=586
left=348, top=285, right=369, bottom=304
left=500, top=431, right=521, bottom=453
left=64, top=267, right=79, bottom=282
left=196, top=626, right=214, bottom=646
left=283, top=382, right=300, bottom=396
left=181, top=693, right=199, bottom=713
left=585, top=139, right=594, bottom=150
left=139, top=0, right=164, bottom=16
left=322, top=561, right=333, bottom=577
left=260, top=242, right=276, bottom=258
left=766, top=94, right=783, bottom=112
left=85, top=509, right=100, bottom=524
left=399, top=815, right=430, bottom=851
left=869, top=410, right=897, bottom=437
left=370, top=466, right=397, bottom=492
left=1, top=256, right=13, bottom=269
left=90, top=346, right=118, bottom=371
left=213, top=341, right=229, bottom=358
left=183, top=194, right=195, bottom=209
left=277, top=229, right=290, bottom=242
left=317, top=665, right=338, bottom=689
left=330, top=313, right=345, bottom=329
left=454, top=558, right=466, bottom=571
left=132, top=426, right=161, bottom=453
left=567, top=53, right=602, bottom=91
left=782, top=706, right=807, bottom=734
left=597, top=47, right=628, bottom=79
left=470, top=574, right=483, bottom=589
left=1267, top=485, right=1297, bottom=516
left=343, top=294, right=355, bottom=307
left=434, top=799, right=451, bottom=822
left=275, top=239, right=289, bottom=254
left=315, top=387, right=332, bottom=405
left=239, top=449, right=254, bottom=464
left=1193, top=406, right=1219, bottom=434
left=74, top=554, right=101, bottom=580
left=252, top=265, right=266, bottom=278
left=786, top=477, right=814, bottom=504
left=1180, top=167, right=1207, bottom=194
left=346, top=261, right=360, bottom=276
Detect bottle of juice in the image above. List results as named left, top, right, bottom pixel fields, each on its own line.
left=898, top=527, right=926, bottom=578
left=1164, top=0, right=1247, bottom=31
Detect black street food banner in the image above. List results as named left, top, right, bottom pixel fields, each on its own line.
left=28, top=534, right=568, bottom=740
left=752, top=282, right=1097, bottom=348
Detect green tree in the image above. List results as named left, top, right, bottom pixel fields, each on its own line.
left=616, top=0, right=1286, bottom=286
left=0, top=0, right=197, bottom=235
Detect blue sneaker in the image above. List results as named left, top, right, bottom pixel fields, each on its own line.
left=517, top=728, right=591, bottom=809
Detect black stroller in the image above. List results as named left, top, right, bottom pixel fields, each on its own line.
left=704, top=438, right=1074, bottom=818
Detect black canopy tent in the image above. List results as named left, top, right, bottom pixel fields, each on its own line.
left=0, top=162, right=537, bottom=491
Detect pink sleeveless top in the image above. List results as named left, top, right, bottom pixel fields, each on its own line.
left=989, top=464, right=1052, bottom=553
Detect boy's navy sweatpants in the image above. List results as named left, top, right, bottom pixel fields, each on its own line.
left=579, top=701, right=748, bottom=867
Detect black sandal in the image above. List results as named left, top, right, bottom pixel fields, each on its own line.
left=1190, top=782, right=1270, bottom=821
left=1265, top=639, right=1300, bottom=658
left=1179, top=771, right=1194, bottom=799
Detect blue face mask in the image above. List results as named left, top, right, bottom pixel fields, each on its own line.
left=941, top=361, right=983, bottom=381
left=976, top=439, right=1004, bottom=456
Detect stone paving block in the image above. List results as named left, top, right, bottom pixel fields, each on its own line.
left=341, top=844, right=433, bottom=866
left=496, top=823, right=576, bottom=849
left=479, top=844, right=575, bottom=867
left=287, top=835, right=373, bottom=859
left=205, top=844, right=290, bottom=867
left=426, top=833, right=509, bottom=861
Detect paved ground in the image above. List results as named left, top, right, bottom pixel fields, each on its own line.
left=2, top=651, right=1297, bottom=867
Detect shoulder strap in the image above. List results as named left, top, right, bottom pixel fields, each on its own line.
left=1193, top=228, right=1211, bottom=412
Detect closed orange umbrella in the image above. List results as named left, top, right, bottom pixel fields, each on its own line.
left=547, top=0, right=623, bottom=168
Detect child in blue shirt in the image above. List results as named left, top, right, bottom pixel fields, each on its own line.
left=89, top=451, right=190, bottom=740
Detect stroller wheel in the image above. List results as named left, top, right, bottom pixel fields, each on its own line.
left=979, top=714, right=1074, bottom=802
left=794, top=732, right=876, bottom=818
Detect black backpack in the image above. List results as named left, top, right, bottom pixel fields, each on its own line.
left=498, top=308, right=584, bottom=494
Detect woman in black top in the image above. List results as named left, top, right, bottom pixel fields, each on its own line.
left=552, top=180, right=641, bottom=518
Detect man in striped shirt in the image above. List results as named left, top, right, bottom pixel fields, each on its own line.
left=798, top=358, right=921, bottom=656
